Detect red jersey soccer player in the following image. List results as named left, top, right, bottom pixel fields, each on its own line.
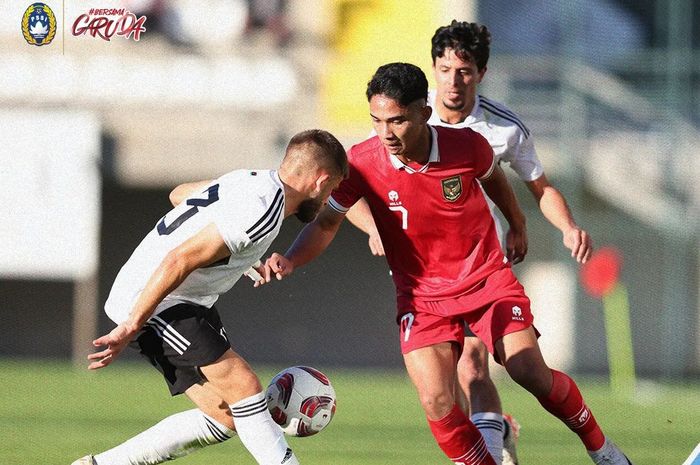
left=262, top=63, right=633, bottom=465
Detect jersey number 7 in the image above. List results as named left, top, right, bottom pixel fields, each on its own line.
left=157, top=184, right=220, bottom=236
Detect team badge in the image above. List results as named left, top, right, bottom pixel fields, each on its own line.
left=22, top=3, right=57, bottom=46
left=441, top=175, right=462, bottom=202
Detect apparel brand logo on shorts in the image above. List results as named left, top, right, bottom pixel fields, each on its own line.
left=511, top=305, right=524, bottom=321
left=22, top=3, right=57, bottom=46
left=72, top=8, right=147, bottom=41
left=441, top=175, right=462, bottom=202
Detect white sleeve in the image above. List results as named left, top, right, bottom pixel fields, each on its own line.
left=207, top=173, right=258, bottom=255
left=504, top=132, right=544, bottom=182
left=211, top=197, right=252, bottom=255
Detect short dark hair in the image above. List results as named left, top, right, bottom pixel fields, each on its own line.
left=287, top=129, right=349, bottom=178
left=431, top=20, right=491, bottom=70
left=365, top=62, right=428, bottom=107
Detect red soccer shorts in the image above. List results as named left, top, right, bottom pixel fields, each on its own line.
left=397, top=267, right=536, bottom=363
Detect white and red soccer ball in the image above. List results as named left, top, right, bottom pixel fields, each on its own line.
left=266, top=366, right=337, bottom=437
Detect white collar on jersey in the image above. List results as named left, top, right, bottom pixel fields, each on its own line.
left=389, top=126, right=439, bottom=173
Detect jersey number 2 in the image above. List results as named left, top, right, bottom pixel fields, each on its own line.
left=157, top=184, right=220, bottom=235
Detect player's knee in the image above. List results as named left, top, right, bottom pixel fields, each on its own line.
left=417, top=387, right=455, bottom=420
left=210, top=359, right=263, bottom=400
left=457, top=343, right=489, bottom=383
left=230, top=371, right=263, bottom=399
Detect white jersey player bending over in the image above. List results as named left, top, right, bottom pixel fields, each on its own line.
left=73, top=129, right=348, bottom=465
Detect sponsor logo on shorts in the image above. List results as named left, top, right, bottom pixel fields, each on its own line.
left=511, top=305, right=524, bottom=321
left=72, top=7, right=147, bottom=42
left=22, top=3, right=57, bottom=46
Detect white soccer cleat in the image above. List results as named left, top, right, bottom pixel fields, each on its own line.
left=502, top=414, right=520, bottom=465
left=589, top=438, right=633, bottom=465
left=71, top=455, right=96, bottom=465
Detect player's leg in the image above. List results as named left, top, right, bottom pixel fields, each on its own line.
left=458, top=334, right=502, bottom=414
left=87, top=304, right=238, bottom=465
left=457, top=333, right=509, bottom=464
left=198, top=349, right=299, bottom=465
left=495, top=327, right=633, bottom=464
left=92, top=381, right=236, bottom=465
left=400, top=310, right=497, bottom=465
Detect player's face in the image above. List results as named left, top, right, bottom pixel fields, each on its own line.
left=433, top=48, right=486, bottom=113
left=370, top=94, right=430, bottom=157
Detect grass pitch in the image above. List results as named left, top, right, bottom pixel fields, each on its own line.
left=1, top=359, right=698, bottom=464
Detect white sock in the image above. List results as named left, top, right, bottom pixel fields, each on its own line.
left=471, top=412, right=504, bottom=465
left=94, top=408, right=234, bottom=465
left=231, top=392, right=299, bottom=465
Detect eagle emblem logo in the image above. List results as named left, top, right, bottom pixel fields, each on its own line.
left=441, top=175, right=462, bottom=202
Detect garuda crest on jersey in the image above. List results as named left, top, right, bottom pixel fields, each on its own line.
left=441, top=175, right=462, bottom=202
left=22, top=3, right=57, bottom=46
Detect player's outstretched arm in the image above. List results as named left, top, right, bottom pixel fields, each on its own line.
left=346, top=198, right=385, bottom=256
left=169, top=179, right=214, bottom=207
left=88, top=223, right=230, bottom=370
left=261, top=205, right=345, bottom=284
left=481, top=164, right=528, bottom=264
left=525, top=174, right=593, bottom=263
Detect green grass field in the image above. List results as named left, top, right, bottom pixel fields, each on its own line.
left=2, top=358, right=698, bottom=464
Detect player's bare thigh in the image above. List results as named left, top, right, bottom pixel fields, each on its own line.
left=200, top=348, right=262, bottom=402
left=403, top=341, right=461, bottom=420
left=186, top=348, right=262, bottom=427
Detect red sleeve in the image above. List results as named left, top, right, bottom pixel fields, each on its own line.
left=471, top=130, right=496, bottom=180
left=327, top=151, right=362, bottom=213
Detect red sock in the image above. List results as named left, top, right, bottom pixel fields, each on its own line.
left=427, top=404, right=497, bottom=465
left=538, top=369, right=605, bottom=451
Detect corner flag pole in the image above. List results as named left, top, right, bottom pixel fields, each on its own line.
left=580, top=247, right=636, bottom=397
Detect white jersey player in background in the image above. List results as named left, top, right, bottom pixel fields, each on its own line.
left=72, top=129, right=348, bottom=465
left=347, top=21, right=595, bottom=465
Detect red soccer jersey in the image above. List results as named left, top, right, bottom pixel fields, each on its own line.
left=329, top=125, right=509, bottom=301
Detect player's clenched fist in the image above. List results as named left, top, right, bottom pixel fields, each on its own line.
left=261, top=253, right=294, bottom=284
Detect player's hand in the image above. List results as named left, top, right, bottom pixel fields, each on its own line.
left=261, top=253, right=294, bottom=284
left=87, top=323, right=137, bottom=370
left=368, top=231, right=385, bottom=256
left=563, top=227, right=592, bottom=263
left=505, top=226, right=528, bottom=264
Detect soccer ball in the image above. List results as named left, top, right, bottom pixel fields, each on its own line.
left=265, top=366, right=337, bottom=437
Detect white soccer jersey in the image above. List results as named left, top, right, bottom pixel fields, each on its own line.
left=427, top=91, right=543, bottom=181
left=104, top=169, right=285, bottom=324
left=427, top=91, right=544, bottom=241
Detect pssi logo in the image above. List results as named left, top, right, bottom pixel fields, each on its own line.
left=72, top=8, right=147, bottom=42
left=22, top=3, right=57, bottom=46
